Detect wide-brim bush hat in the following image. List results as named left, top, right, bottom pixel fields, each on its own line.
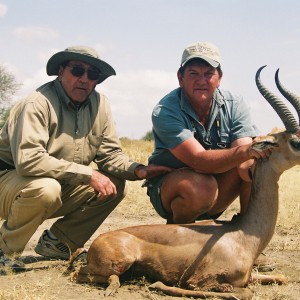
left=46, top=45, right=116, bottom=84
left=181, top=42, right=221, bottom=68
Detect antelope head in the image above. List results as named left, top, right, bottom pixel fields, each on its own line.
left=255, top=66, right=300, bottom=173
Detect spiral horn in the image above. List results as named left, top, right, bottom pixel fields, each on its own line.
left=255, top=65, right=300, bottom=133
left=275, top=68, right=300, bottom=124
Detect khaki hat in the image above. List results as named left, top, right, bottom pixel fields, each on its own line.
left=46, top=45, right=116, bottom=84
left=181, top=42, right=221, bottom=68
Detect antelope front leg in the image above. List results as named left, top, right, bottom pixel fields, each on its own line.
left=250, top=273, right=288, bottom=285
left=66, top=247, right=88, bottom=273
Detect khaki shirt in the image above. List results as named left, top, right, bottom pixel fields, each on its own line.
left=0, top=79, right=140, bottom=185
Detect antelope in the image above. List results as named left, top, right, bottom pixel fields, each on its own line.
left=68, top=66, right=300, bottom=299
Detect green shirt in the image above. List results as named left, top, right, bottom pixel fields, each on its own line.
left=0, top=79, right=140, bottom=184
left=149, top=87, right=259, bottom=169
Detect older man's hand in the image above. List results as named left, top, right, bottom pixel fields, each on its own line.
left=89, top=170, right=117, bottom=200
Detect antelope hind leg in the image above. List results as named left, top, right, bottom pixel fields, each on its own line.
left=105, top=274, right=121, bottom=296
left=148, top=281, right=253, bottom=300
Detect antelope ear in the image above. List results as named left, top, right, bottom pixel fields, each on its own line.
left=252, top=136, right=279, bottom=151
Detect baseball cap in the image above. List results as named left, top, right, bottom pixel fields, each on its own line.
left=181, top=42, right=221, bottom=68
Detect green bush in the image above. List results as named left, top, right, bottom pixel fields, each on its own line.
left=142, top=130, right=153, bottom=141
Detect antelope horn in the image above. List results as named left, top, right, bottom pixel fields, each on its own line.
left=275, top=68, right=300, bottom=124
left=255, top=65, right=300, bottom=133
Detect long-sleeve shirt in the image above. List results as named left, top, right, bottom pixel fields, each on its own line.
left=0, top=79, right=140, bottom=185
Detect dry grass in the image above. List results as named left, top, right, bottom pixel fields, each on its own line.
left=277, top=166, right=300, bottom=230
left=115, top=138, right=159, bottom=218
left=120, top=138, right=153, bottom=165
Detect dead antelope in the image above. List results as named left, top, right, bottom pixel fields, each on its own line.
left=68, top=66, right=300, bottom=299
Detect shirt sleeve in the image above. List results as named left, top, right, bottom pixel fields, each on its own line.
left=229, top=95, right=259, bottom=141
left=152, top=102, right=193, bottom=150
left=93, top=96, right=141, bottom=180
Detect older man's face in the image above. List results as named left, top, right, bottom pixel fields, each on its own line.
left=58, top=60, right=99, bottom=103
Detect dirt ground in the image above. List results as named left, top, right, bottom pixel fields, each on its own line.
left=1, top=207, right=300, bottom=300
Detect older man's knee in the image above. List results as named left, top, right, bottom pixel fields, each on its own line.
left=34, top=178, right=62, bottom=209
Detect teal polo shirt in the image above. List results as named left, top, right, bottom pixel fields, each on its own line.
left=149, top=87, right=259, bottom=168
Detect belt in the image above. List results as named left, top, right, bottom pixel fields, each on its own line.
left=0, top=159, right=15, bottom=170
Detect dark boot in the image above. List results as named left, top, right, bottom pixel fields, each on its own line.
left=0, top=249, right=26, bottom=274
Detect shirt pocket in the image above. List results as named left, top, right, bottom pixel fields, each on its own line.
left=84, top=134, right=104, bottom=162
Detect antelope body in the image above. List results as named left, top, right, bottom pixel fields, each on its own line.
left=69, top=67, right=300, bottom=299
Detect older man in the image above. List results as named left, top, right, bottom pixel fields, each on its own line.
left=0, top=46, right=170, bottom=272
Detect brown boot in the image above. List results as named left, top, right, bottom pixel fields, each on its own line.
left=254, top=253, right=276, bottom=272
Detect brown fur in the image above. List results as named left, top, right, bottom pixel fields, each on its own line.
left=68, top=130, right=299, bottom=299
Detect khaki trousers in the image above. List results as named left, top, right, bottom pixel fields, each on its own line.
left=0, top=170, right=126, bottom=255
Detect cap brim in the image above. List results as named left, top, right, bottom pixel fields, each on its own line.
left=181, top=55, right=220, bottom=68
left=46, top=51, right=116, bottom=84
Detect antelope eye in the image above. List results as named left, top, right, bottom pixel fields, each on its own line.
left=290, top=137, right=300, bottom=151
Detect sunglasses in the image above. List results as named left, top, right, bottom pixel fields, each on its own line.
left=66, top=65, right=101, bottom=81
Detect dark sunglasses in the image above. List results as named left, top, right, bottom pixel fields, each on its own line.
left=66, top=65, right=101, bottom=81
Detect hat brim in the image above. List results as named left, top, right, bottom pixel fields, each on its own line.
left=181, top=55, right=220, bottom=68
left=46, top=51, right=116, bottom=84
